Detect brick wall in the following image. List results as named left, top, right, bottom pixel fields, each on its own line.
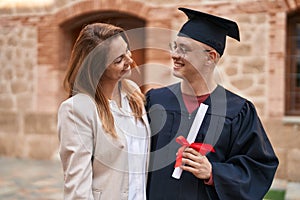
left=0, top=0, right=300, bottom=180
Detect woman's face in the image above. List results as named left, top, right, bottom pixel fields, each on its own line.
left=101, top=35, right=133, bottom=83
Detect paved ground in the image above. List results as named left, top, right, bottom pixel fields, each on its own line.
left=0, top=157, right=300, bottom=200
left=0, top=157, right=63, bottom=200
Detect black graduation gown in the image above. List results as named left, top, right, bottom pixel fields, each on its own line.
left=146, top=83, right=279, bottom=200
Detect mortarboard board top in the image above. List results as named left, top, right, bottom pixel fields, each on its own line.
left=177, top=7, right=240, bottom=56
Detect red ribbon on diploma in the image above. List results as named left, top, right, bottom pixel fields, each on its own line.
left=174, top=135, right=215, bottom=168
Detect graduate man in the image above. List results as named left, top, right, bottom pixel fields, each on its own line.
left=146, top=7, right=279, bottom=199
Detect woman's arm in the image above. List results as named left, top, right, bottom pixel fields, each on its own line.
left=57, top=96, right=95, bottom=200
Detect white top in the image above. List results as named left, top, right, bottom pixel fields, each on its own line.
left=109, top=91, right=148, bottom=200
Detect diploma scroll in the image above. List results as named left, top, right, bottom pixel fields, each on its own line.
left=172, top=103, right=209, bottom=179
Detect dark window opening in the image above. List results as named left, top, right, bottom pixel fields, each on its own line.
left=286, top=11, right=300, bottom=115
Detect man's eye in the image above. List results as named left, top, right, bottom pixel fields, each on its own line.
left=179, top=46, right=187, bottom=53
left=169, top=42, right=177, bottom=51
left=173, top=43, right=177, bottom=50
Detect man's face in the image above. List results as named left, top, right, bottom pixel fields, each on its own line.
left=170, top=36, right=214, bottom=81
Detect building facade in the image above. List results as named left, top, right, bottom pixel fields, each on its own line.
left=0, top=0, right=300, bottom=182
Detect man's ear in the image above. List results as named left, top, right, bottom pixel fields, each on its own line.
left=207, top=50, right=218, bottom=65
left=210, top=50, right=218, bottom=60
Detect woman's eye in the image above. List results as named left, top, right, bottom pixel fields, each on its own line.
left=113, top=49, right=130, bottom=64
left=114, top=57, right=123, bottom=64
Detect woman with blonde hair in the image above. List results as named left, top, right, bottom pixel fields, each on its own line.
left=57, top=23, right=150, bottom=200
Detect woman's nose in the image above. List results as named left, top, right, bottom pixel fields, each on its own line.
left=125, top=51, right=133, bottom=64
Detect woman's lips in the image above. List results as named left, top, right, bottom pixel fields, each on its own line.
left=123, top=65, right=131, bottom=71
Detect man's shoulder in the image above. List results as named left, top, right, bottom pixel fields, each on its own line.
left=223, top=87, right=258, bottom=119
left=209, top=86, right=248, bottom=118
left=225, top=88, right=246, bottom=103
left=147, top=83, right=180, bottom=96
left=145, top=83, right=181, bottom=109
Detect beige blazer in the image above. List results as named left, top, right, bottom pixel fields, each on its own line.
left=57, top=91, right=150, bottom=200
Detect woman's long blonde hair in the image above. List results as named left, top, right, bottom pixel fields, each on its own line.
left=63, top=23, right=145, bottom=138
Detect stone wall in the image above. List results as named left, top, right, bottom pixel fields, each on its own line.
left=0, top=26, right=36, bottom=112
left=0, top=24, right=58, bottom=159
left=0, top=0, right=300, bottom=181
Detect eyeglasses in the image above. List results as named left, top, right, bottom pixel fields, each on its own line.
left=169, top=41, right=211, bottom=57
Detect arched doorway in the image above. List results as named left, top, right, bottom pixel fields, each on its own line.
left=58, top=10, right=146, bottom=92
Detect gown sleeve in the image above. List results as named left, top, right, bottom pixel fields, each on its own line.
left=57, top=95, right=96, bottom=200
left=211, top=101, right=279, bottom=200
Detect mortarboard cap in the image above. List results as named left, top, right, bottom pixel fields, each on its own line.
left=177, top=7, right=240, bottom=56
